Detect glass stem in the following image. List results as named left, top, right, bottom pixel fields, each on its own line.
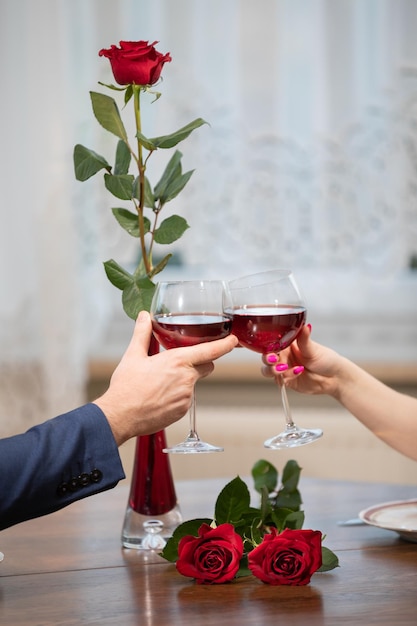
left=187, top=391, right=200, bottom=441
left=279, top=375, right=296, bottom=429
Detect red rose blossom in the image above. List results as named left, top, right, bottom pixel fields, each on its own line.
left=248, top=528, right=322, bottom=586
left=99, top=40, right=172, bottom=86
left=176, top=523, right=244, bottom=584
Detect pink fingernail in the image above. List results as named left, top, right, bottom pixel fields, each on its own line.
left=267, top=354, right=278, bottom=364
left=275, top=363, right=288, bottom=372
left=307, top=323, right=312, bottom=332
left=294, top=366, right=304, bottom=375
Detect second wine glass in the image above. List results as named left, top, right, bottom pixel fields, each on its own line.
left=227, top=269, right=323, bottom=449
left=151, top=279, right=232, bottom=453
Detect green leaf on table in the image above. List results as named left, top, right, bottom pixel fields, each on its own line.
left=160, top=518, right=212, bottom=562
left=215, top=477, right=251, bottom=525
left=252, top=459, right=278, bottom=494
left=281, top=460, right=302, bottom=492
left=318, top=546, right=340, bottom=572
left=103, top=259, right=133, bottom=290
left=154, top=215, right=189, bottom=245
left=73, top=144, right=111, bottom=181
left=147, top=118, right=208, bottom=149
left=114, top=140, right=131, bottom=175
left=90, top=91, right=128, bottom=141
left=104, top=174, right=134, bottom=200
left=274, top=488, right=302, bottom=512
left=235, top=555, right=251, bottom=578
left=274, top=460, right=302, bottom=511
left=258, top=486, right=272, bottom=522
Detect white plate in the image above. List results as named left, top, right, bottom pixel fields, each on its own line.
left=359, top=499, right=417, bottom=543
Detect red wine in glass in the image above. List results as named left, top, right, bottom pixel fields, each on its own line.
left=152, top=313, right=232, bottom=349
left=228, top=270, right=323, bottom=449
left=230, top=306, right=307, bottom=354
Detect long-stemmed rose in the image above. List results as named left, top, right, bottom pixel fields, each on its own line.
left=162, top=459, right=339, bottom=585
left=73, top=40, right=206, bottom=318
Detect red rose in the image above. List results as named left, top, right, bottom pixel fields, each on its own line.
left=176, top=523, right=244, bottom=584
left=99, top=40, right=172, bottom=86
left=248, top=528, right=322, bottom=586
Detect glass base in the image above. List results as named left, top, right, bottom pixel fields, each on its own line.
left=264, top=426, right=323, bottom=449
left=163, top=439, right=224, bottom=454
left=121, top=502, right=182, bottom=549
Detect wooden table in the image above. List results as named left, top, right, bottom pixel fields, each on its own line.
left=1, top=477, right=416, bottom=625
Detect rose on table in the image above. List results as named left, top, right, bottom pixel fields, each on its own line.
left=162, top=459, right=339, bottom=585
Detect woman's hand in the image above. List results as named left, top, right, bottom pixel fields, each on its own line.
left=261, top=324, right=343, bottom=397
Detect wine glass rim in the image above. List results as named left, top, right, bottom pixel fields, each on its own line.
left=156, top=279, right=227, bottom=286
left=228, top=269, right=293, bottom=289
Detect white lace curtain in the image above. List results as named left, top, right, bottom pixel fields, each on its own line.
left=1, top=0, right=416, bottom=436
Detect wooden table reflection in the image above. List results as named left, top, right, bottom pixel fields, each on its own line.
left=1, top=478, right=416, bottom=625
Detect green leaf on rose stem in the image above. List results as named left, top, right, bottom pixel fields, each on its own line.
left=270, top=507, right=304, bottom=532
left=124, top=84, right=133, bottom=105
left=154, top=215, right=189, bottom=245
left=281, top=460, right=302, bottom=492
left=136, top=131, right=158, bottom=151
left=103, top=260, right=133, bottom=291
left=248, top=517, right=264, bottom=547
left=147, top=118, right=208, bottom=149
left=289, top=510, right=305, bottom=529
left=259, top=485, right=272, bottom=522
left=112, top=208, right=151, bottom=238
left=318, top=546, right=339, bottom=572
left=274, top=488, right=302, bottom=512
left=104, top=173, right=134, bottom=200
left=90, top=91, right=128, bottom=141
left=73, top=144, right=111, bottom=181
left=160, top=170, right=194, bottom=204
left=114, top=140, right=131, bottom=175
left=160, top=518, right=213, bottom=562
left=133, top=176, right=155, bottom=209
left=98, top=81, right=127, bottom=92
left=252, top=459, right=278, bottom=494
left=122, top=277, right=156, bottom=318
left=274, top=460, right=302, bottom=511
left=235, top=555, right=251, bottom=578
left=153, top=150, right=183, bottom=200
left=144, top=177, right=155, bottom=208
left=215, top=477, right=251, bottom=525
left=149, top=253, right=173, bottom=278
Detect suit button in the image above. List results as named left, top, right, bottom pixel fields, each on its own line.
left=90, top=469, right=103, bottom=483
left=78, top=473, right=91, bottom=487
left=68, top=477, right=80, bottom=492
left=57, top=482, right=69, bottom=496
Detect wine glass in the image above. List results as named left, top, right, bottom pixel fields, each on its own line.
left=227, top=269, right=323, bottom=448
left=150, top=279, right=232, bottom=453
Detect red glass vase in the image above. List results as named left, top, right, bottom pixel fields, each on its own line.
left=121, top=336, right=182, bottom=549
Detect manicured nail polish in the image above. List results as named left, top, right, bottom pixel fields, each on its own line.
left=307, top=323, right=312, bottom=332
left=267, top=354, right=278, bottom=364
left=275, top=363, right=288, bottom=372
left=293, top=366, right=305, bottom=375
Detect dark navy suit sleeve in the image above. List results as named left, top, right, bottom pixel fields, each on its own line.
left=0, top=403, right=125, bottom=530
